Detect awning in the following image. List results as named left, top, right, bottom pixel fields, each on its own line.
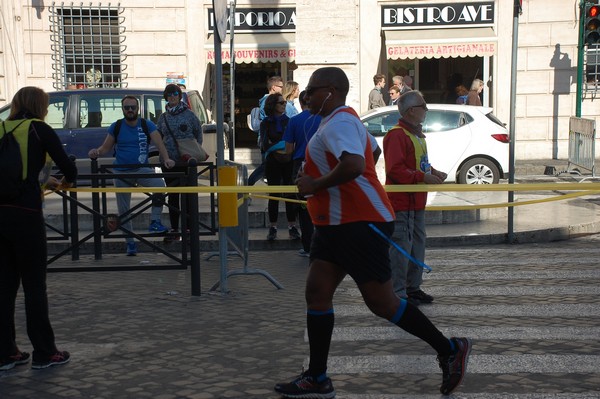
left=205, top=32, right=295, bottom=64
left=385, top=28, right=497, bottom=60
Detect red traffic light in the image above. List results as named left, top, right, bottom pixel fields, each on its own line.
left=590, top=5, right=600, bottom=18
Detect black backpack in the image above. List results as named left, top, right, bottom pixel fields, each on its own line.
left=0, top=120, right=28, bottom=202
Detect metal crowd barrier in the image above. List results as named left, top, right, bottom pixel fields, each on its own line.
left=566, top=116, right=596, bottom=177
left=45, top=158, right=217, bottom=288
left=209, top=161, right=283, bottom=292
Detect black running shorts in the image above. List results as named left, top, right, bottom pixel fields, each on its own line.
left=310, top=221, right=394, bottom=285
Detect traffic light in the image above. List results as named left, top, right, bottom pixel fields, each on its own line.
left=584, top=2, right=600, bottom=45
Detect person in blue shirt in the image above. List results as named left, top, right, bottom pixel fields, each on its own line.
left=88, top=95, right=175, bottom=256
left=283, top=90, right=321, bottom=256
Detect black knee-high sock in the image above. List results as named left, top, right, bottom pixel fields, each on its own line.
left=390, top=300, right=452, bottom=356
left=307, top=309, right=334, bottom=378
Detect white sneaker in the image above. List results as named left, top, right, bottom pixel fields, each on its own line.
left=298, top=249, right=310, bottom=257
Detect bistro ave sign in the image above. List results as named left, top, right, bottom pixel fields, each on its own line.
left=382, top=2, right=495, bottom=29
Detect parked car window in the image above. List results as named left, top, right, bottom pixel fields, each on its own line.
left=485, top=112, right=506, bottom=128
left=144, top=95, right=165, bottom=124
left=362, top=111, right=400, bottom=137
left=79, top=94, right=125, bottom=129
left=47, top=96, right=69, bottom=130
left=186, top=91, right=209, bottom=124
left=422, top=110, right=473, bottom=133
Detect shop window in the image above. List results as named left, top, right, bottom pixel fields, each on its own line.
left=49, top=3, right=128, bottom=90
left=586, top=44, right=600, bottom=96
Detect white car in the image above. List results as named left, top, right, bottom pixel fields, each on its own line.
left=360, top=104, right=510, bottom=184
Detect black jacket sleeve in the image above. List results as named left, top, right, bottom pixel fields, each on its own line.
left=31, top=121, right=77, bottom=183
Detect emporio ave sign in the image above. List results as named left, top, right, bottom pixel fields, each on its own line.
left=382, top=1, right=495, bottom=29
left=208, top=8, right=296, bottom=32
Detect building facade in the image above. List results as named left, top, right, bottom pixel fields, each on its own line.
left=0, top=0, right=597, bottom=160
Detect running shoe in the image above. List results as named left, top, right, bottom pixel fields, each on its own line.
left=31, top=350, right=70, bottom=370
left=274, top=371, right=336, bottom=398
left=438, top=337, right=472, bottom=395
left=148, top=220, right=168, bottom=233
left=288, top=226, right=301, bottom=240
left=164, top=229, right=181, bottom=242
left=408, top=289, right=434, bottom=304
left=298, top=249, right=310, bottom=257
left=0, top=351, right=30, bottom=371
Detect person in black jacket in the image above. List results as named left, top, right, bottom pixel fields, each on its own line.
left=260, top=93, right=300, bottom=241
left=0, top=86, right=77, bottom=371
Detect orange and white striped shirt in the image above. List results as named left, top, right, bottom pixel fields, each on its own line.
left=303, top=106, right=394, bottom=226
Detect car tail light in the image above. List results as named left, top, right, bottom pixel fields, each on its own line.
left=491, top=133, right=510, bottom=143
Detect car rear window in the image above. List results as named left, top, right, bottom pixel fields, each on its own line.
left=485, top=112, right=506, bottom=128
left=423, top=110, right=466, bottom=133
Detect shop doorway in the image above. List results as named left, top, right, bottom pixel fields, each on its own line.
left=213, top=61, right=296, bottom=148
left=388, top=57, right=488, bottom=106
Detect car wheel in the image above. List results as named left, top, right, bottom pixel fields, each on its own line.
left=458, top=158, right=500, bottom=184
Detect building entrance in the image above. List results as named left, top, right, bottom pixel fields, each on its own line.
left=387, top=56, right=488, bottom=105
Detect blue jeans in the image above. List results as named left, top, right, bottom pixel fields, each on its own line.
left=113, top=167, right=166, bottom=243
left=390, top=210, right=426, bottom=298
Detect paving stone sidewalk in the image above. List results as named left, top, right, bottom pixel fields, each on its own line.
left=2, top=236, right=600, bottom=398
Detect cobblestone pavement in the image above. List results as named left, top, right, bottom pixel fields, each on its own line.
left=2, top=236, right=600, bottom=398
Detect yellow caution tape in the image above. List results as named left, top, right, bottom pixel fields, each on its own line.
left=50, top=182, right=600, bottom=211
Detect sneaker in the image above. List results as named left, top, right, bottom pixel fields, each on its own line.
left=31, top=350, right=70, bottom=370
left=126, top=242, right=137, bottom=256
left=267, top=226, right=277, bottom=241
left=274, top=372, right=336, bottom=398
left=408, top=289, right=434, bottom=304
left=438, top=337, right=472, bottom=395
left=288, top=225, right=301, bottom=240
left=298, top=249, right=310, bottom=257
left=149, top=220, right=168, bottom=233
left=0, top=351, right=30, bottom=371
left=164, top=229, right=181, bottom=243
left=0, top=358, right=14, bottom=371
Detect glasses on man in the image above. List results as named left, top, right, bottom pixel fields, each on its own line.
left=123, top=105, right=138, bottom=111
left=167, top=91, right=180, bottom=97
left=305, top=85, right=329, bottom=96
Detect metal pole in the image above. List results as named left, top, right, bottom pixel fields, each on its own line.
left=577, top=0, right=585, bottom=117
left=91, top=158, right=102, bottom=259
left=229, top=0, right=236, bottom=161
left=187, top=160, right=201, bottom=296
left=508, top=0, right=522, bottom=243
left=213, top=0, right=229, bottom=293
